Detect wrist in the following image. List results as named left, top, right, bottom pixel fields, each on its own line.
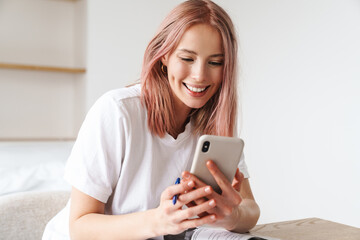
left=150, top=207, right=164, bottom=237
left=225, top=206, right=241, bottom=231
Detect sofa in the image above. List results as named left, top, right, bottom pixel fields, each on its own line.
left=0, top=191, right=70, bottom=240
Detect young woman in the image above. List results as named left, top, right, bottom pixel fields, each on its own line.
left=43, top=1, right=260, bottom=239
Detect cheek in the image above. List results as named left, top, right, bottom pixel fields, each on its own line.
left=211, top=69, right=223, bottom=85
left=170, top=62, right=190, bottom=81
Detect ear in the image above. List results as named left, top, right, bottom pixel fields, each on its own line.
left=161, top=54, right=169, bottom=66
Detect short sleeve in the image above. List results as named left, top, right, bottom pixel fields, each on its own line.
left=237, top=151, right=250, bottom=178
left=233, top=123, right=250, bottom=178
left=64, top=93, right=125, bottom=203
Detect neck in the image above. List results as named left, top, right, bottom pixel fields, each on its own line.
left=170, top=101, right=192, bottom=139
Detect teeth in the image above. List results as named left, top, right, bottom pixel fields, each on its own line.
left=185, top=84, right=206, bottom=93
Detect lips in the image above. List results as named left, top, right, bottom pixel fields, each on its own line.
left=183, top=83, right=209, bottom=93
left=182, top=83, right=210, bottom=98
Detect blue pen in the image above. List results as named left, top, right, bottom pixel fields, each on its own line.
left=172, top=177, right=181, bottom=205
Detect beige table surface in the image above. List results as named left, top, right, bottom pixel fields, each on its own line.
left=250, top=218, right=360, bottom=240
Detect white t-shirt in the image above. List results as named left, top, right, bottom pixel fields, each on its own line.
left=42, top=84, right=249, bottom=240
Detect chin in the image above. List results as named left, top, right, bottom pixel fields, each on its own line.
left=185, top=101, right=207, bottom=109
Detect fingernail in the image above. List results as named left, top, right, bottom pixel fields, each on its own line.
left=209, top=199, right=215, bottom=206
left=183, top=172, right=190, bottom=179
left=187, top=181, right=194, bottom=188
left=205, top=186, right=211, bottom=193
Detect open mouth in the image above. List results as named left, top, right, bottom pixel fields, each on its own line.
left=183, top=83, right=210, bottom=93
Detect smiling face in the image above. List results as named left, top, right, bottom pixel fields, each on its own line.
left=162, top=23, right=224, bottom=113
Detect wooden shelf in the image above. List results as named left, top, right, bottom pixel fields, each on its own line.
left=0, top=62, right=86, bottom=73
left=0, top=138, right=76, bottom=141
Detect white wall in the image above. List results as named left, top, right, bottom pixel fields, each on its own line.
left=0, top=0, right=84, bottom=139
left=234, top=0, right=360, bottom=227
left=84, top=0, right=184, bottom=109
left=73, top=0, right=87, bottom=132
left=0, top=69, right=76, bottom=139
left=0, top=0, right=75, bottom=67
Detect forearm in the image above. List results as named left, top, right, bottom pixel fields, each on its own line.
left=70, top=208, right=159, bottom=240
left=228, top=199, right=260, bottom=233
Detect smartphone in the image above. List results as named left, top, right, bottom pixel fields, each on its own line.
left=190, top=135, right=244, bottom=193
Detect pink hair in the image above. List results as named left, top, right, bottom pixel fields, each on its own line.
left=141, top=0, right=238, bottom=137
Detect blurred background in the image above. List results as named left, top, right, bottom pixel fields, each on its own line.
left=0, top=0, right=359, bottom=228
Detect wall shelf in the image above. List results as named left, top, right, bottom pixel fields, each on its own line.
left=0, top=62, right=86, bottom=73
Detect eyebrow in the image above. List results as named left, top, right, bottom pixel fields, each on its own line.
left=178, top=48, right=224, bottom=58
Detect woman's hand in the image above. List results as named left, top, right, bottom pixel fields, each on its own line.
left=181, top=160, right=246, bottom=230
left=153, top=179, right=217, bottom=236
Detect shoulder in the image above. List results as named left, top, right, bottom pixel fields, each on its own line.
left=92, top=84, right=142, bottom=113
left=100, top=84, right=141, bottom=106
left=82, top=84, right=144, bottom=129
left=104, top=84, right=141, bottom=101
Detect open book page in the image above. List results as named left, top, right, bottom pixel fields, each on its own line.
left=191, top=227, right=280, bottom=240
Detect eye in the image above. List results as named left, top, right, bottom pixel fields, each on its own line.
left=180, top=58, right=194, bottom=62
left=209, top=61, right=223, bottom=66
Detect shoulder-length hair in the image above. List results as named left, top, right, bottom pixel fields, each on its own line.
left=141, top=0, right=238, bottom=137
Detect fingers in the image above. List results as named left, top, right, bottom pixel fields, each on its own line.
left=182, top=164, right=245, bottom=195
left=178, top=163, right=245, bottom=230
left=175, top=198, right=216, bottom=222
left=178, top=183, right=211, bottom=199
left=161, top=178, right=216, bottom=215
left=206, top=160, right=233, bottom=193
left=161, top=180, right=195, bottom=202
left=232, top=168, right=244, bottom=192
left=182, top=171, right=208, bottom=188
left=157, top=177, right=220, bottom=236
left=206, top=160, right=244, bottom=200
left=179, top=212, right=216, bottom=230
left=161, top=184, right=217, bottom=226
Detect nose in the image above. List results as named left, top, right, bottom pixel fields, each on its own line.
left=191, top=62, right=206, bottom=82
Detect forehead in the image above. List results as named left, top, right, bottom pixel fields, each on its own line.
left=176, top=23, right=223, bottom=55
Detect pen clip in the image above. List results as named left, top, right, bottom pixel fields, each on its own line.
left=172, top=177, right=181, bottom=205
